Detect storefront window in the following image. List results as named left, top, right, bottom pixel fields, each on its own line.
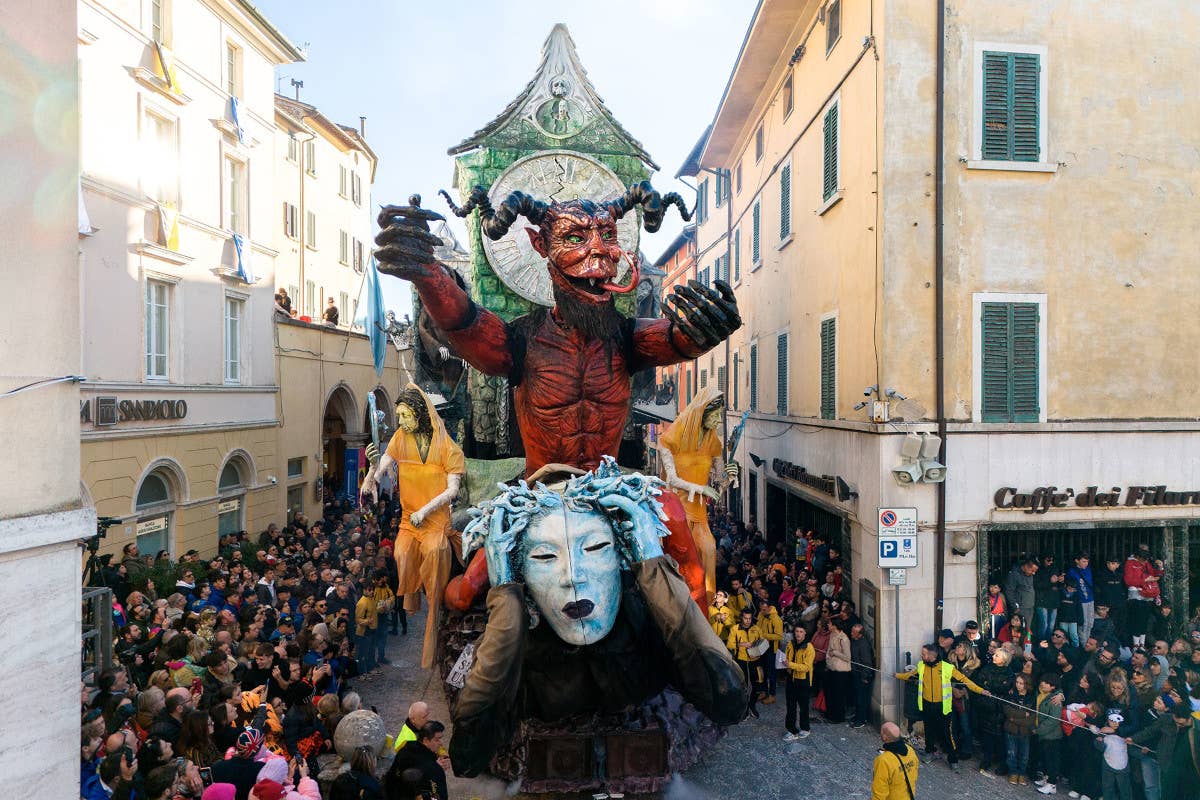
left=217, top=461, right=244, bottom=536
left=135, top=471, right=173, bottom=557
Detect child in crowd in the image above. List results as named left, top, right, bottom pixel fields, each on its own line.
left=1093, top=712, right=1132, bottom=800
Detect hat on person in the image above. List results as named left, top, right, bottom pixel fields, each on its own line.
left=277, top=615, right=297, bottom=629
left=250, top=779, right=285, bottom=800
left=256, top=757, right=288, bottom=785
left=236, top=727, right=265, bottom=757
left=939, top=628, right=955, bottom=640
left=1161, top=692, right=1178, bottom=709
left=264, top=556, right=277, bottom=567
left=1107, top=712, right=1125, bottom=725
left=1138, top=543, right=1151, bottom=554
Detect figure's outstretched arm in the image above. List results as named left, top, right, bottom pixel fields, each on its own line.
left=448, top=583, right=527, bottom=777
left=375, top=198, right=512, bottom=376
left=630, top=280, right=741, bottom=371
left=409, top=473, right=462, bottom=528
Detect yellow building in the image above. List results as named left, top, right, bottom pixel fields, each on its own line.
left=687, top=0, right=1200, bottom=721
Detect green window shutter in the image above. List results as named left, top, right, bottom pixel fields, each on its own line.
left=752, top=201, right=761, bottom=263
left=981, top=302, right=1040, bottom=422
left=1012, top=54, right=1041, bottom=161
left=780, top=164, right=792, bottom=240
left=750, top=344, right=758, bottom=411
left=733, top=353, right=740, bottom=409
left=1010, top=303, right=1040, bottom=420
left=822, top=104, right=838, bottom=201
left=777, top=332, right=788, bottom=415
left=718, top=365, right=727, bottom=394
left=820, top=318, right=836, bottom=419
left=733, top=229, right=741, bottom=281
left=982, top=52, right=1041, bottom=162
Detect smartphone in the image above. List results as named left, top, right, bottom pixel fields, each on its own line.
left=191, top=677, right=203, bottom=693
left=199, top=767, right=213, bottom=787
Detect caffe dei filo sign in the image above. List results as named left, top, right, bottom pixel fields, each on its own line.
left=995, top=484, right=1200, bottom=514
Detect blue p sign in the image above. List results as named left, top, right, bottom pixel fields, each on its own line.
left=881, top=540, right=898, bottom=559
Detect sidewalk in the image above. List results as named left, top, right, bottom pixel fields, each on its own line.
left=354, top=609, right=1030, bottom=799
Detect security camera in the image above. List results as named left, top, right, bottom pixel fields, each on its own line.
left=886, top=388, right=908, bottom=400
left=862, top=385, right=878, bottom=397
left=920, top=460, right=948, bottom=483
left=892, top=461, right=923, bottom=485
left=853, top=401, right=868, bottom=410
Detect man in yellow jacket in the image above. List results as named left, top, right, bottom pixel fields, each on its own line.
left=727, top=609, right=762, bottom=719
left=784, top=624, right=815, bottom=740
left=708, top=590, right=735, bottom=642
left=895, top=643, right=989, bottom=770
left=872, top=722, right=919, bottom=800
left=757, top=603, right=784, bottom=704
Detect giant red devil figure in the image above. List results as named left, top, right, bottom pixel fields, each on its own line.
left=373, top=183, right=741, bottom=607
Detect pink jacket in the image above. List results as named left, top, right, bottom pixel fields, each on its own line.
left=256, top=757, right=321, bottom=800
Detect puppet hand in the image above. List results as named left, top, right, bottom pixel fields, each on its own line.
left=409, top=509, right=425, bottom=528
left=700, top=486, right=720, bottom=502
left=482, top=504, right=517, bottom=586
left=365, top=443, right=380, bottom=464
left=360, top=474, right=378, bottom=504
left=598, top=493, right=665, bottom=564
left=374, top=197, right=447, bottom=280
left=663, top=279, right=742, bottom=349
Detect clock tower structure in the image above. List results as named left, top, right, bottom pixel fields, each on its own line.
left=446, top=23, right=658, bottom=454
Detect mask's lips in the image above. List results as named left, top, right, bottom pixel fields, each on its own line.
left=562, top=599, right=595, bottom=620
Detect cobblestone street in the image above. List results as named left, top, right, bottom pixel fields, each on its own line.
left=355, top=608, right=1030, bottom=799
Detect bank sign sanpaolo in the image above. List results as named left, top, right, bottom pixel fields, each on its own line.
left=994, top=485, right=1200, bottom=514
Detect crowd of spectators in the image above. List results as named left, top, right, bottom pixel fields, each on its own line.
left=81, top=495, right=450, bottom=800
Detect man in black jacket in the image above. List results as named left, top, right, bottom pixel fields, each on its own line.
left=849, top=623, right=875, bottom=728
left=386, top=722, right=449, bottom=800
left=1094, top=556, right=1127, bottom=643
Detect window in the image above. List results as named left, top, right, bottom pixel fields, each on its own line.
left=305, top=211, right=316, bottom=249
left=286, top=485, right=304, bottom=517
left=777, top=332, right=789, bottom=415
left=353, top=239, right=364, bottom=272
left=224, top=156, right=246, bottom=234
left=287, top=284, right=299, bottom=304
left=339, top=230, right=350, bottom=265
left=736, top=163, right=742, bottom=194
left=304, top=140, right=316, bottom=175
left=135, top=470, right=172, bottom=556
left=304, top=280, right=316, bottom=318
left=286, top=132, right=298, bottom=162
left=732, top=353, right=740, bottom=409
left=752, top=199, right=761, bottom=264
left=225, top=42, right=241, bottom=97
left=820, top=317, right=836, bottom=420
left=733, top=229, right=741, bottom=282
left=826, top=0, right=842, bottom=55
left=283, top=203, right=298, bottom=239
left=982, top=51, right=1041, bottom=162
left=145, top=280, right=169, bottom=379
left=217, top=461, right=244, bottom=535
left=714, top=170, right=726, bottom=209
left=783, top=73, right=794, bottom=118
left=696, top=178, right=709, bottom=224
left=980, top=301, right=1040, bottom=422
left=754, top=123, right=764, bottom=162
left=685, top=370, right=692, bottom=404
left=780, top=161, right=792, bottom=240
left=717, top=365, right=727, bottom=394
left=339, top=165, right=349, bottom=198
left=150, top=0, right=168, bottom=45
left=338, top=292, right=349, bottom=324
left=700, top=369, right=708, bottom=389
left=749, top=343, right=758, bottom=411
left=224, top=297, right=242, bottom=382
left=143, top=111, right=178, bottom=204
left=822, top=102, right=839, bottom=202
left=351, top=172, right=362, bottom=206
left=287, top=457, right=305, bottom=479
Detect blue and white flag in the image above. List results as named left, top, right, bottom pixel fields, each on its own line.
left=354, top=255, right=388, bottom=376
left=229, top=97, right=245, bottom=144
left=231, top=233, right=256, bottom=283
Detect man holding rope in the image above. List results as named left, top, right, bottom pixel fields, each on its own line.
left=895, top=643, right=990, bottom=771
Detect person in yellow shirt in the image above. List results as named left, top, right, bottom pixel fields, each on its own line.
left=354, top=590, right=379, bottom=673
left=727, top=578, right=754, bottom=619
left=361, top=385, right=465, bottom=670
left=895, top=643, right=990, bottom=769
left=784, top=624, right=815, bottom=740
left=727, top=609, right=762, bottom=719
left=871, top=722, right=919, bottom=800
left=370, top=572, right=396, bottom=666
left=757, top=602, right=784, bottom=704
left=708, top=590, right=734, bottom=642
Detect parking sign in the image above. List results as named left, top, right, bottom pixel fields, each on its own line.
left=878, top=506, right=918, bottom=568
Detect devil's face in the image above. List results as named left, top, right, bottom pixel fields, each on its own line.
left=526, top=201, right=634, bottom=306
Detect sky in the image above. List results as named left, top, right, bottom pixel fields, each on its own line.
left=253, top=0, right=756, bottom=316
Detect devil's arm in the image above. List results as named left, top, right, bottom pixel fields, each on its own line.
left=629, top=318, right=709, bottom=370
left=411, top=263, right=513, bottom=376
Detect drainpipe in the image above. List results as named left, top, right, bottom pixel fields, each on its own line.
left=933, top=0, right=948, bottom=634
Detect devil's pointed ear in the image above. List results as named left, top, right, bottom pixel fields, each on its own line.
left=526, top=226, right=548, bottom=258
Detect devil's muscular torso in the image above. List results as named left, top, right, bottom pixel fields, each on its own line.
left=411, top=264, right=709, bottom=476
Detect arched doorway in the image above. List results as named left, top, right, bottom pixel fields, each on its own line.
left=217, top=452, right=251, bottom=537
left=323, top=384, right=360, bottom=501
left=134, top=464, right=181, bottom=559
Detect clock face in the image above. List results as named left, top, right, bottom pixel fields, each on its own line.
left=481, top=150, right=638, bottom=307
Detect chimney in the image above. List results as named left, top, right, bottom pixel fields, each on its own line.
left=359, top=116, right=366, bottom=138
left=290, top=78, right=303, bottom=101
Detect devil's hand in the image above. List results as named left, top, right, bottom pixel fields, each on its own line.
left=664, top=279, right=742, bottom=349
left=374, top=195, right=448, bottom=280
